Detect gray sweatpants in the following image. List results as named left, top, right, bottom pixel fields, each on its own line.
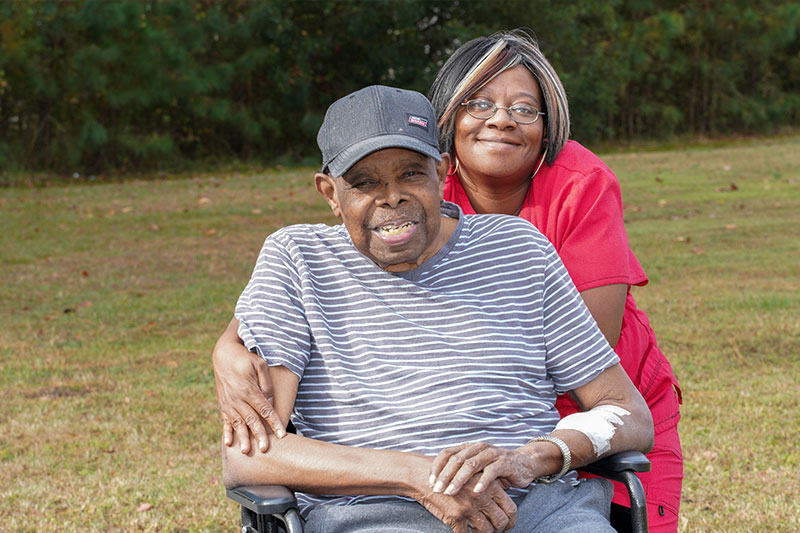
left=304, top=478, right=615, bottom=533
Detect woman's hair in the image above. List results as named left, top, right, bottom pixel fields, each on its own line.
left=428, top=29, right=569, bottom=165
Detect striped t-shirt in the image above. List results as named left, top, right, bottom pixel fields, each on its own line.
left=236, top=202, right=619, bottom=512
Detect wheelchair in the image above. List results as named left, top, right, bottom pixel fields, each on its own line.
left=227, top=449, right=651, bottom=533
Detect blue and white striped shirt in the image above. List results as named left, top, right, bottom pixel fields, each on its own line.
left=236, top=202, right=619, bottom=511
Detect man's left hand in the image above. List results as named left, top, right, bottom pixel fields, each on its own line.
left=430, top=442, right=537, bottom=496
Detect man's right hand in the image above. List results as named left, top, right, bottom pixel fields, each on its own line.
left=212, top=317, right=286, bottom=454
left=417, top=474, right=517, bottom=533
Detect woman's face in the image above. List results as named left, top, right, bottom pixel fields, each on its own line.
left=453, top=65, right=545, bottom=186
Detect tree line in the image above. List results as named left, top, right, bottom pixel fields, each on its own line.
left=1, top=0, right=798, bottom=175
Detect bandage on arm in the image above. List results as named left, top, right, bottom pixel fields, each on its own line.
left=550, top=364, right=654, bottom=470
left=554, top=405, right=631, bottom=456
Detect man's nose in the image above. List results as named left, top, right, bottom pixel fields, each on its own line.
left=376, top=182, right=405, bottom=207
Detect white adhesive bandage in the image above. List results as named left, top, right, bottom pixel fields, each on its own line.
left=554, top=404, right=630, bottom=456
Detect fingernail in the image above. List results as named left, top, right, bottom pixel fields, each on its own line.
left=277, top=429, right=286, bottom=439
left=444, top=484, right=456, bottom=496
left=429, top=474, right=436, bottom=486
left=473, top=482, right=484, bottom=493
left=433, top=481, right=444, bottom=493
left=260, top=440, right=267, bottom=451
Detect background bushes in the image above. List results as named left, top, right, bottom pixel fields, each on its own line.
left=1, top=0, right=798, bottom=174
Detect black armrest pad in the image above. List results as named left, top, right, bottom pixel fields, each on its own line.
left=226, top=485, right=298, bottom=515
left=580, top=451, right=651, bottom=476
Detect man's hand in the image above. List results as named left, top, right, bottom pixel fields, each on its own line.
left=430, top=442, right=538, bottom=497
left=212, top=318, right=286, bottom=453
left=418, top=474, right=517, bottom=533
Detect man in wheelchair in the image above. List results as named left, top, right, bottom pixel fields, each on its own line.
left=222, top=85, right=654, bottom=533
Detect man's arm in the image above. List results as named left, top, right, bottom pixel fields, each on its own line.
left=221, top=365, right=518, bottom=533
left=221, top=366, right=431, bottom=494
left=429, top=363, right=653, bottom=496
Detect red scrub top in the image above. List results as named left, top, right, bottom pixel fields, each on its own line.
left=444, top=140, right=681, bottom=432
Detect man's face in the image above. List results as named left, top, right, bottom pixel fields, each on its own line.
left=316, top=148, right=450, bottom=272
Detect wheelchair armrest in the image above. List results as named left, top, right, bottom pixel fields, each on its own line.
left=579, top=451, right=650, bottom=533
left=227, top=485, right=297, bottom=515
left=580, top=450, right=651, bottom=477
left=227, top=485, right=304, bottom=533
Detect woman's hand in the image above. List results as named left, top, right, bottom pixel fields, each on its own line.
left=418, top=474, right=517, bottom=533
left=430, top=442, right=537, bottom=497
left=212, top=318, right=286, bottom=454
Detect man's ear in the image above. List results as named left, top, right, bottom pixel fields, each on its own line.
left=435, top=153, right=451, bottom=199
left=315, top=173, right=342, bottom=218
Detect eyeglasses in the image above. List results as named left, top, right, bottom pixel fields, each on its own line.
left=461, top=99, right=545, bottom=125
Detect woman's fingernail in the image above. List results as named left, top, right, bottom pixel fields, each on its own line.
left=433, top=480, right=444, bottom=493
left=429, top=474, right=436, bottom=486
left=444, top=484, right=456, bottom=495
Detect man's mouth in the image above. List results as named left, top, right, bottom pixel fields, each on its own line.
left=374, top=221, right=418, bottom=244
left=378, top=221, right=414, bottom=236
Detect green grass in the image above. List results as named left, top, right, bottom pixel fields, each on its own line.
left=1, top=136, right=799, bottom=531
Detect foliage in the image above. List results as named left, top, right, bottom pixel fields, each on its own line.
left=0, top=0, right=799, bottom=174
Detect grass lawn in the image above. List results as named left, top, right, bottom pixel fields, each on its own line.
left=1, top=135, right=798, bottom=531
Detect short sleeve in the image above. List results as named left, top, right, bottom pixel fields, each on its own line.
left=235, top=234, right=312, bottom=379
left=539, top=244, right=620, bottom=392
left=530, top=143, right=647, bottom=292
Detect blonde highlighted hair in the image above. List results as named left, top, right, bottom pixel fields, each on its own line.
left=428, top=29, right=569, bottom=165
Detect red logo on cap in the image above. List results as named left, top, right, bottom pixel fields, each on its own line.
left=408, top=116, right=428, bottom=128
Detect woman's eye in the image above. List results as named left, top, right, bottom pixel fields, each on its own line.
left=512, top=105, right=536, bottom=115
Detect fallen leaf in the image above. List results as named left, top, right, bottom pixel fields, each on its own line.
left=691, top=247, right=705, bottom=254
left=722, top=164, right=732, bottom=171
left=122, top=206, right=134, bottom=213
left=149, top=223, right=161, bottom=231
left=137, top=503, right=153, bottom=512
left=658, top=199, right=668, bottom=207
left=204, top=228, right=217, bottom=236
left=729, top=183, right=738, bottom=191
left=81, top=271, right=89, bottom=277
left=198, top=196, right=211, bottom=205
left=725, top=224, right=737, bottom=230
left=675, top=236, right=691, bottom=243
left=251, top=208, right=262, bottom=215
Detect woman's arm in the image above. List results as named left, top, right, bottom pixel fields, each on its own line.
left=579, top=284, right=627, bottom=347
left=212, top=317, right=285, bottom=454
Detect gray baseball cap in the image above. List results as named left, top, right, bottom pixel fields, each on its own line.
left=317, top=85, right=442, bottom=177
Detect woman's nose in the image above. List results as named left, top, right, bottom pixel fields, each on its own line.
left=484, top=106, right=515, bottom=128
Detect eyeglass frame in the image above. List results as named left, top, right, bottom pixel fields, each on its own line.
left=460, top=99, right=546, bottom=125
